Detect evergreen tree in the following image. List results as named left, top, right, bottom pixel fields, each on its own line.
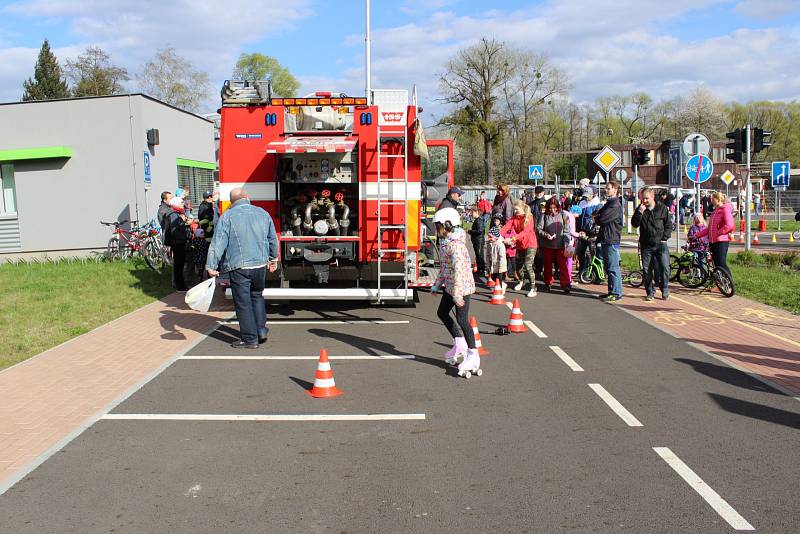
left=22, top=39, right=70, bottom=101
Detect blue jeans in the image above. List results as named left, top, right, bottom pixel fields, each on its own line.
left=641, top=242, right=669, bottom=297
left=230, top=266, right=267, bottom=344
left=600, top=243, right=622, bottom=297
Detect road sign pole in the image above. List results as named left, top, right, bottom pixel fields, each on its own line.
left=745, top=124, right=751, bottom=252
left=777, top=189, right=781, bottom=231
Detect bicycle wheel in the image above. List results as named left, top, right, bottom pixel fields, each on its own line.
left=579, top=269, right=593, bottom=284
left=793, top=230, right=800, bottom=240
left=106, top=236, right=120, bottom=259
left=678, top=259, right=707, bottom=289
left=669, top=254, right=681, bottom=282
left=627, top=270, right=643, bottom=288
left=712, top=268, right=735, bottom=298
left=145, top=237, right=171, bottom=271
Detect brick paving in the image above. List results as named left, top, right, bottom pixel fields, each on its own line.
left=586, top=282, right=800, bottom=397
left=0, top=292, right=233, bottom=491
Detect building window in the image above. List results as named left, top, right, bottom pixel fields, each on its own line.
left=712, top=147, right=726, bottom=163
left=177, top=165, right=215, bottom=208
left=0, top=164, right=16, bottom=215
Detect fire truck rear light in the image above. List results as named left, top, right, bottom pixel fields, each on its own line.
left=355, top=98, right=367, bottom=105
left=331, top=98, right=343, bottom=105
left=295, top=98, right=307, bottom=105
left=271, top=99, right=283, bottom=105
left=284, top=98, right=296, bottom=105
left=315, top=92, right=331, bottom=97
left=343, top=98, right=355, bottom=105
left=319, top=98, right=331, bottom=105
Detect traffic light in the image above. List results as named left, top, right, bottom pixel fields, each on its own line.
left=753, top=128, right=772, bottom=153
left=632, top=147, right=650, bottom=166
left=725, top=128, right=745, bottom=164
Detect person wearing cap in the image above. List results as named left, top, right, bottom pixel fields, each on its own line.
left=575, top=186, right=601, bottom=276
left=197, top=191, right=217, bottom=241
left=439, top=186, right=463, bottom=210
left=163, top=196, right=192, bottom=291
left=527, top=185, right=547, bottom=223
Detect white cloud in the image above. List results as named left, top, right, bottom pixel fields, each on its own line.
left=736, top=0, right=800, bottom=21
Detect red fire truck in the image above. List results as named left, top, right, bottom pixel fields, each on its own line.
left=217, top=81, right=453, bottom=302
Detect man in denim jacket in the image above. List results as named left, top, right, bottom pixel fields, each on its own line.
left=206, top=187, right=279, bottom=348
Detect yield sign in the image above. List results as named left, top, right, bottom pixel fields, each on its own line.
left=592, top=171, right=606, bottom=184
left=720, top=170, right=735, bottom=185
left=593, top=145, right=620, bottom=173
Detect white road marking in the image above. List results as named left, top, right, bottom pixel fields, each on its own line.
left=102, top=413, right=426, bottom=421
left=524, top=320, right=548, bottom=338
left=505, top=302, right=513, bottom=310
left=588, top=384, right=643, bottom=427
left=222, top=320, right=409, bottom=325
left=548, top=346, right=584, bottom=372
left=179, top=355, right=415, bottom=360
left=653, top=447, right=755, bottom=531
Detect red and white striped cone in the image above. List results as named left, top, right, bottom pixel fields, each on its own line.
left=507, top=298, right=526, bottom=333
left=487, top=278, right=496, bottom=288
left=470, top=316, right=489, bottom=356
left=489, top=284, right=505, bottom=305
left=752, top=232, right=760, bottom=246
left=308, top=349, right=343, bottom=398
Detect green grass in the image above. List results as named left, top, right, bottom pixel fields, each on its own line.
left=0, top=259, right=173, bottom=370
left=748, top=220, right=800, bottom=232
left=621, top=251, right=800, bottom=314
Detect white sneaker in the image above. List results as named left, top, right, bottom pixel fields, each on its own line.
left=513, top=281, right=524, bottom=291
left=527, top=287, right=537, bottom=298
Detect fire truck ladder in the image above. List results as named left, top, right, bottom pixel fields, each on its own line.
left=375, top=122, right=410, bottom=304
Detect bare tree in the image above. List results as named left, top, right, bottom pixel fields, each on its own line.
left=137, top=47, right=210, bottom=112
left=65, top=46, right=129, bottom=97
left=439, top=38, right=514, bottom=185
left=675, top=86, right=727, bottom=139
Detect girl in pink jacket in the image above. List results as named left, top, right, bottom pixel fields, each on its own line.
left=694, top=192, right=734, bottom=277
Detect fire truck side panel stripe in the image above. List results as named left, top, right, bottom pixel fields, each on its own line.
left=220, top=182, right=277, bottom=202
left=360, top=183, right=421, bottom=200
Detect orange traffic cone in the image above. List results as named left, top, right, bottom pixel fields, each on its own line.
left=470, top=316, right=489, bottom=356
left=489, top=283, right=505, bottom=305
left=738, top=232, right=745, bottom=244
left=507, top=298, right=526, bottom=333
left=308, top=349, right=343, bottom=398
left=752, top=233, right=760, bottom=246
left=487, top=278, right=496, bottom=288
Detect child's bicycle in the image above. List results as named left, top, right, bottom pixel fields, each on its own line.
left=578, top=241, right=643, bottom=288
left=675, top=247, right=735, bottom=297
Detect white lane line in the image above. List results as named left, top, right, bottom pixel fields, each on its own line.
left=505, top=302, right=513, bottom=310
left=588, top=384, right=643, bottom=427
left=102, top=413, right=426, bottom=421
left=653, top=447, right=755, bottom=531
left=548, top=346, right=584, bottom=372
left=524, top=320, right=547, bottom=338
left=222, top=320, right=409, bottom=325
left=179, top=355, right=415, bottom=360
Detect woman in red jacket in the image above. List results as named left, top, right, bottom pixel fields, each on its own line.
left=501, top=200, right=539, bottom=297
left=694, top=191, right=735, bottom=277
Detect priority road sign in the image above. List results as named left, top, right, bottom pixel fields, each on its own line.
left=685, top=154, right=713, bottom=184
left=528, top=164, right=543, bottom=180
left=771, top=161, right=790, bottom=188
left=720, top=170, right=735, bottom=185
left=593, top=145, right=620, bottom=173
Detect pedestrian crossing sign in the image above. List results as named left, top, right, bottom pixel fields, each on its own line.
left=528, top=165, right=543, bottom=180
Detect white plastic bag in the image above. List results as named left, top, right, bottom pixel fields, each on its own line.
left=184, top=277, right=216, bottom=312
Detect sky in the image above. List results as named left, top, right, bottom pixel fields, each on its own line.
left=0, top=0, right=799, bottom=122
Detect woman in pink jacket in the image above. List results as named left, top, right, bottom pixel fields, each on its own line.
left=694, top=192, right=734, bottom=277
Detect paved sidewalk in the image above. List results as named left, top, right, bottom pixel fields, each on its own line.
left=0, top=292, right=233, bottom=492
left=585, top=282, right=800, bottom=397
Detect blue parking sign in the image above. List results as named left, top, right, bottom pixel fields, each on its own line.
left=684, top=154, right=713, bottom=184
left=771, top=161, right=790, bottom=189
left=528, top=165, right=543, bottom=180
left=143, top=151, right=152, bottom=188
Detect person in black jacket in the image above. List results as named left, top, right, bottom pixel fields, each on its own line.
left=595, top=180, right=623, bottom=302
left=157, top=191, right=173, bottom=229
left=467, top=205, right=486, bottom=275
left=438, top=187, right=463, bottom=210
left=163, top=197, right=191, bottom=291
left=632, top=188, right=672, bottom=301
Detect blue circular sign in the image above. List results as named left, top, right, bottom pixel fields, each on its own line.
left=684, top=154, right=714, bottom=184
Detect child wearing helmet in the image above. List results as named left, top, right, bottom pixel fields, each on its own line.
left=431, top=208, right=480, bottom=376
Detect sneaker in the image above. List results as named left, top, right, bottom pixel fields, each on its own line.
left=527, top=288, right=537, bottom=298
left=563, top=286, right=571, bottom=295
left=662, top=293, right=670, bottom=301
left=542, top=284, right=551, bottom=292
left=598, top=293, right=611, bottom=299
left=514, top=281, right=524, bottom=291
left=602, top=295, right=622, bottom=303
left=645, top=295, right=655, bottom=302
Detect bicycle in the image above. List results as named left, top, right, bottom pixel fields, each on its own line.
left=675, top=247, right=735, bottom=297
left=577, top=240, right=643, bottom=288
left=101, top=220, right=169, bottom=271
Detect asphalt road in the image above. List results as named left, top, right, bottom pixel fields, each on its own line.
left=0, top=288, right=798, bottom=533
